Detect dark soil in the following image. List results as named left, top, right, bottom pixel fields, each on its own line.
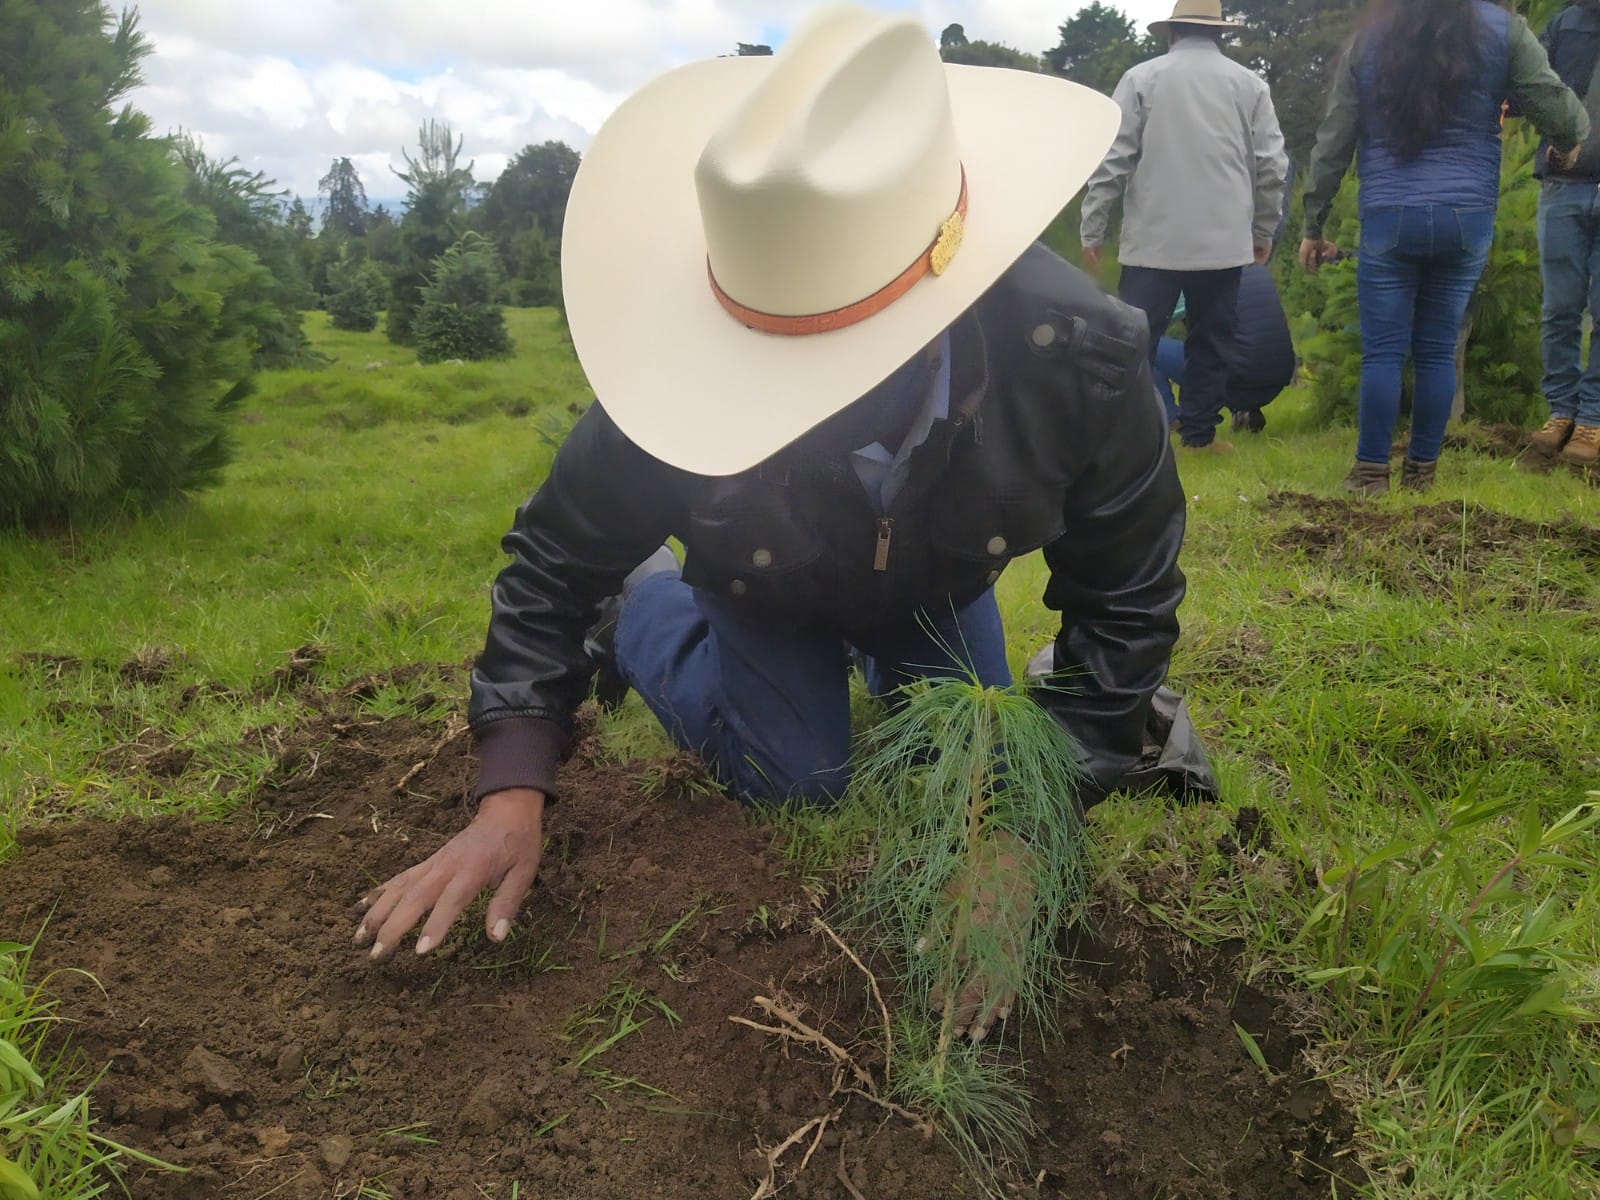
left=1, top=702, right=1362, bottom=1200
left=1432, top=422, right=1529, bottom=461
left=1264, top=491, right=1600, bottom=610
left=1428, top=421, right=1600, bottom=479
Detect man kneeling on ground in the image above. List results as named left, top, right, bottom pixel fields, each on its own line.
left=355, top=4, right=1194, bottom=1041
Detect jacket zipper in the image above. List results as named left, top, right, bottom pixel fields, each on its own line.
left=873, top=517, right=894, bottom=572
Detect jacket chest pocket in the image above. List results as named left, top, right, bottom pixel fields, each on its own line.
left=681, top=501, right=828, bottom=606
left=928, top=490, right=1066, bottom=579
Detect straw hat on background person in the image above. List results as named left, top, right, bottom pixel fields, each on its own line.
left=1148, top=0, right=1242, bottom=39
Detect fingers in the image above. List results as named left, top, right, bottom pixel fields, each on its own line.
left=368, top=870, right=452, bottom=960
left=968, top=987, right=1016, bottom=1043
left=354, top=865, right=418, bottom=948
left=486, top=856, right=541, bottom=942
left=947, top=974, right=1017, bottom=1043
left=414, top=871, right=487, bottom=955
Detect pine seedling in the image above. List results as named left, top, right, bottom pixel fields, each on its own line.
left=841, top=675, right=1092, bottom=1175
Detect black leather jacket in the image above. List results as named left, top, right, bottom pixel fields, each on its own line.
left=470, top=243, right=1187, bottom=804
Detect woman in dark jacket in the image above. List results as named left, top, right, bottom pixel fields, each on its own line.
left=1300, top=0, right=1587, bottom=494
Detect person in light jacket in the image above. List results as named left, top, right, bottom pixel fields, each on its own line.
left=1080, top=0, right=1289, bottom=455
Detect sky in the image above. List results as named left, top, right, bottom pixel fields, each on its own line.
left=123, top=0, right=1175, bottom=208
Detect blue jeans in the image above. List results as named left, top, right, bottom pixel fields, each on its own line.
left=613, top=575, right=1012, bottom=804
left=1538, top=181, right=1600, bottom=426
left=1152, top=336, right=1280, bottom=422
left=1355, top=205, right=1496, bottom=464
left=1152, top=337, right=1184, bottom=421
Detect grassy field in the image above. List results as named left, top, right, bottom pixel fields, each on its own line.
left=3, top=308, right=1599, bottom=1197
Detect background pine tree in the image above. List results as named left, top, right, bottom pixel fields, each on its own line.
left=0, top=0, right=287, bottom=529
left=386, top=121, right=474, bottom=346
left=324, top=257, right=386, bottom=333
left=414, top=232, right=514, bottom=364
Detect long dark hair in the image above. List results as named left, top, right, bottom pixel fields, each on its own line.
left=1361, top=0, right=1486, bottom=160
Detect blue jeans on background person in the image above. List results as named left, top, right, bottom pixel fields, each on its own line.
left=1355, top=205, right=1496, bottom=464
left=1152, top=337, right=1186, bottom=421
left=1119, top=266, right=1242, bottom=447
left=1151, top=336, right=1279, bottom=423
left=1538, top=180, right=1600, bottom=427
left=613, top=574, right=1012, bottom=804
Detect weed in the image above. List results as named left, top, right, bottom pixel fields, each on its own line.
left=531, top=1113, right=569, bottom=1138
left=302, top=1064, right=362, bottom=1102
left=0, top=936, right=178, bottom=1198
left=377, top=1122, right=437, bottom=1146
left=563, top=979, right=661, bottom=1070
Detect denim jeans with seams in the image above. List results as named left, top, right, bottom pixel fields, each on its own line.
left=613, top=573, right=1011, bottom=805
left=1355, top=204, right=1496, bottom=464
left=1538, top=180, right=1600, bottom=427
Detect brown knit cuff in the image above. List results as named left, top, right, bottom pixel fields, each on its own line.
left=472, top=716, right=567, bottom=804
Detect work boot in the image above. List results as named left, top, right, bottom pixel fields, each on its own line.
left=1179, top=438, right=1235, bottom=455
left=1527, top=416, right=1575, bottom=458
left=1399, top=457, right=1436, bottom=493
left=586, top=545, right=681, bottom=709
left=1557, top=423, right=1600, bottom=468
left=1340, top=460, right=1390, bottom=496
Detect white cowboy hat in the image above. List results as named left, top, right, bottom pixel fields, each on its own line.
left=561, top=3, right=1119, bottom=477
left=1148, top=0, right=1242, bottom=38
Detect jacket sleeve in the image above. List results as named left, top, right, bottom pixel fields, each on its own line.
left=1508, top=12, right=1590, bottom=152
left=468, top=403, right=684, bottom=801
left=1079, top=70, right=1145, bottom=249
left=1250, top=83, right=1291, bottom=250
left=1302, top=49, right=1361, bottom=241
left=1039, top=316, right=1186, bottom=803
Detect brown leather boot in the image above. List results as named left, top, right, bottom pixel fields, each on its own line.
left=1400, top=457, right=1436, bottom=492
left=1557, top=423, right=1600, bottom=467
left=1341, top=460, right=1390, bottom=496
left=1528, top=416, right=1575, bottom=457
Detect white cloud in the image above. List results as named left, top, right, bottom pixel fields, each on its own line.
left=124, top=0, right=1179, bottom=200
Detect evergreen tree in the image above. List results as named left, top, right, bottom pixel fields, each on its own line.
left=387, top=120, right=474, bottom=345
left=172, top=132, right=319, bottom=366
left=504, top=221, right=560, bottom=308
left=478, top=140, right=580, bottom=259
left=414, top=232, right=513, bottom=363
left=317, top=156, right=368, bottom=239
left=1226, top=0, right=1363, bottom=160
left=324, top=256, right=385, bottom=332
left=0, top=0, right=270, bottom=528
left=1044, top=3, right=1162, bottom=95
left=939, top=35, right=1042, bottom=71
left=365, top=205, right=400, bottom=269
left=937, top=23, right=1043, bottom=71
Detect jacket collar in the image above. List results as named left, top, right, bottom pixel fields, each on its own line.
left=764, top=307, right=990, bottom=479
left=948, top=307, right=990, bottom=424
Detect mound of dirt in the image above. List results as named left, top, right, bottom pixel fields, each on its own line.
left=1265, top=492, right=1600, bottom=610
left=1, top=706, right=1361, bottom=1200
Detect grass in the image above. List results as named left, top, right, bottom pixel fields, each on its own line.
left=2, top=309, right=1599, bottom=1196
left=0, top=937, right=173, bottom=1198
left=0, top=308, right=578, bottom=846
